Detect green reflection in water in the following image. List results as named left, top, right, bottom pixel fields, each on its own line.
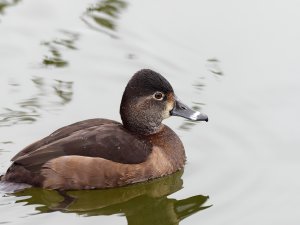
left=179, top=59, right=224, bottom=131
left=82, top=0, right=127, bottom=38
left=42, top=30, right=79, bottom=68
left=206, top=58, right=223, bottom=76
left=0, top=0, right=21, bottom=15
left=0, top=77, right=73, bottom=127
left=13, top=171, right=211, bottom=224
left=53, top=79, right=73, bottom=104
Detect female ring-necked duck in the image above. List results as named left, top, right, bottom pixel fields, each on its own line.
left=2, top=69, right=208, bottom=190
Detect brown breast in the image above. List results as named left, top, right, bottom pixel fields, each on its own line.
left=41, top=125, right=186, bottom=190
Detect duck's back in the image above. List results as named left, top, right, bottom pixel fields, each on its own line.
left=3, top=119, right=153, bottom=187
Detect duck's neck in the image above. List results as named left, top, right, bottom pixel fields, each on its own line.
left=121, top=111, right=163, bottom=135
left=120, top=100, right=163, bottom=136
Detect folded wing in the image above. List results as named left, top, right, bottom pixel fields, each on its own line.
left=12, top=119, right=152, bottom=171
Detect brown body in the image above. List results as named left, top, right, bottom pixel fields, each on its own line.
left=3, top=119, right=186, bottom=190
left=2, top=69, right=207, bottom=190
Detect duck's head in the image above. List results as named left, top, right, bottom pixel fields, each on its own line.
left=120, top=69, right=208, bottom=135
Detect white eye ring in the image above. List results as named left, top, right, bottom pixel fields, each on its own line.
left=153, top=92, right=164, bottom=100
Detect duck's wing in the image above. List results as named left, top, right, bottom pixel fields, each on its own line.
left=11, top=119, right=152, bottom=171
left=11, top=119, right=117, bottom=161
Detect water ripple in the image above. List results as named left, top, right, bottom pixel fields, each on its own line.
left=81, top=0, right=127, bottom=38
left=0, top=77, right=73, bottom=127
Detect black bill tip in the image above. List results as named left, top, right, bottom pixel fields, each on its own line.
left=190, top=112, right=209, bottom=122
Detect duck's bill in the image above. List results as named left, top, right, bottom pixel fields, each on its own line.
left=170, top=99, right=208, bottom=122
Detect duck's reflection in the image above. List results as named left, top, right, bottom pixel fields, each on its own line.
left=13, top=171, right=210, bottom=224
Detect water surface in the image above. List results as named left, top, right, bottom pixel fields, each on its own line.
left=1, top=0, right=300, bottom=224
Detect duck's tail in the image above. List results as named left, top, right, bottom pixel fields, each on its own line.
left=0, top=172, right=33, bottom=192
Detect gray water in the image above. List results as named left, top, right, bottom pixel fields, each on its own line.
left=0, top=0, right=300, bottom=224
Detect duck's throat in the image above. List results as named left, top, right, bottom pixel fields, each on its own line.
left=122, top=117, right=163, bottom=135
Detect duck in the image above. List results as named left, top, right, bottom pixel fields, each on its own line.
left=1, top=69, right=208, bottom=190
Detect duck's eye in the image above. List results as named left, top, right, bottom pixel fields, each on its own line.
left=153, top=92, right=164, bottom=100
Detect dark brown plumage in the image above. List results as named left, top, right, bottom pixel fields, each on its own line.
left=2, top=69, right=208, bottom=190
